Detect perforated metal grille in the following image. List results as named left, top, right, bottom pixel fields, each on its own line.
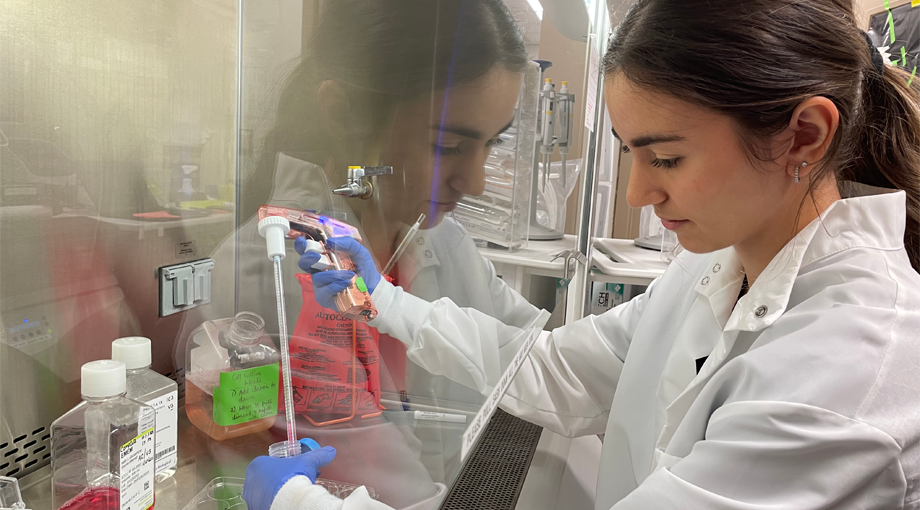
left=0, top=368, right=183, bottom=479
left=0, top=425, right=51, bottom=478
left=441, top=409, right=542, bottom=510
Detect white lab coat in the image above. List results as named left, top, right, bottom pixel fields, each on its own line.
left=274, top=190, right=920, bottom=509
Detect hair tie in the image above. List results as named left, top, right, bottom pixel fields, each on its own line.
left=862, top=31, right=887, bottom=76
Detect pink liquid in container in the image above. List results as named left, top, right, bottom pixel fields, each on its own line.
left=51, top=361, right=156, bottom=510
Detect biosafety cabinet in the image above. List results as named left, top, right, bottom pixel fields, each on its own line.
left=0, top=0, right=610, bottom=508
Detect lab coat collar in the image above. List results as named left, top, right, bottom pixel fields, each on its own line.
left=269, top=152, right=337, bottom=210
left=699, top=191, right=907, bottom=333
left=395, top=225, right=441, bottom=287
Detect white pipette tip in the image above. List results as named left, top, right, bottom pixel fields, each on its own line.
left=258, top=216, right=290, bottom=261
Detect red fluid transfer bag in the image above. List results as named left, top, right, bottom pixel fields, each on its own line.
left=281, top=273, right=384, bottom=426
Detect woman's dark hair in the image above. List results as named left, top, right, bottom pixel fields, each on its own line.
left=603, top=0, right=920, bottom=272
left=242, top=0, right=529, bottom=218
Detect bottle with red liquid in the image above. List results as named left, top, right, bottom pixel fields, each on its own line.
left=51, top=360, right=156, bottom=510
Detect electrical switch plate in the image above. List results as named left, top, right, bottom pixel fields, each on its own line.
left=158, top=258, right=215, bottom=317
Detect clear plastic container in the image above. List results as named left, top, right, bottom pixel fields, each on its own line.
left=51, top=360, right=156, bottom=510
left=183, top=477, right=378, bottom=509
left=113, top=337, right=179, bottom=482
left=0, top=476, right=26, bottom=509
left=185, top=312, right=280, bottom=441
left=181, top=477, right=245, bottom=510
left=266, top=439, right=379, bottom=500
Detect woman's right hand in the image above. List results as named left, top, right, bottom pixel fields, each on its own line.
left=294, top=236, right=381, bottom=310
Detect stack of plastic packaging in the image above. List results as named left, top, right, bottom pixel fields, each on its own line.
left=453, top=61, right=540, bottom=251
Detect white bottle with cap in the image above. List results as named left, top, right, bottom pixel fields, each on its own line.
left=112, top=337, right=179, bottom=482
left=51, top=360, right=156, bottom=510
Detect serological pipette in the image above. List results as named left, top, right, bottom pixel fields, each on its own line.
left=382, top=213, right=426, bottom=276
left=257, top=216, right=298, bottom=450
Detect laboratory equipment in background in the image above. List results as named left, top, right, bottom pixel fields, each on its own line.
left=453, top=61, right=540, bottom=251
left=257, top=205, right=377, bottom=321
left=0, top=476, right=26, bottom=509
left=159, top=126, right=211, bottom=208
left=332, top=166, right=394, bottom=199
left=535, top=159, right=582, bottom=235
left=0, top=137, right=81, bottom=213
left=50, top=360, right=156, bottom=510
left=111, top=337, right=179, bottom=482
left=530, top=67, right=578, bottom=241
left=184, top=312, right=280, bottom=441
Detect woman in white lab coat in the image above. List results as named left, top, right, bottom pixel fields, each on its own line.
left=244, top=0, right=920, bottom=509
left=189, top=1, right=546, bottom=507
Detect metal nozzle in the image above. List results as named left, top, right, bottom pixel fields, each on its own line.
left=333, top=166, right=393, bottom=199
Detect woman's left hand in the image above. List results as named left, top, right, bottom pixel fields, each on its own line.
left=242, top=446, right=337, bottom=510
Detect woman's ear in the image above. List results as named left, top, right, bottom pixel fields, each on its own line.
left=317, top=80, right=350, bottom=135
left=783, top=96, right=840, bottom=180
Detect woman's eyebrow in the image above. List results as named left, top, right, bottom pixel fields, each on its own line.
left=611, top=127, right=685, bottom=148
left=432, top=118, right=514, bottom=140
left=493, top=119, right=515, bottom=138
left=629, top=134, right=685, bottom=148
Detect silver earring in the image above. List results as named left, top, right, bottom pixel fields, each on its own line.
left=796, top=161, right=808, bottom=184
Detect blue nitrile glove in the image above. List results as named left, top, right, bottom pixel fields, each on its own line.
left=242, top=446, right=337, bottom=510
left=294, top=236, right=381, bottom=311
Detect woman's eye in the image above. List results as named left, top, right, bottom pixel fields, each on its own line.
left=651, top=157, right=681, bottom=169
left=486, top=138, right=504, bottom=148
left=434, top=144, right=462, bottom=156
left=620, top=145, right=631, bottom=154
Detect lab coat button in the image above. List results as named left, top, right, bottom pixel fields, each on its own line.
left=712, top=263, right=721, bottom=273
left=701, top=276, right=710, bottom=285
left=417, top=237, right=425, bottom=245
left=425, top=250, right=433, bottom=259
left=755, top=305, right=768, bottom=318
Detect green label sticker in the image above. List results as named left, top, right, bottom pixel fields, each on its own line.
left=355, top=276, right=368, bottom=293
left=212, top=363, right=279, bottom=426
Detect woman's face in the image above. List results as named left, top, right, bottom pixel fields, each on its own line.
left=375, top=67, right=522, bottom=229
left=604, top=72, right=797, bottom=255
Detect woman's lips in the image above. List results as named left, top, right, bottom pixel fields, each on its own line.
left=661, top=219, right=688, bottom=230
left=430, top=201, right=458, bottom=213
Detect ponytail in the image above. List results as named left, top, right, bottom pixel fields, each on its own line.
left=844, top=64, right=920, bottom=272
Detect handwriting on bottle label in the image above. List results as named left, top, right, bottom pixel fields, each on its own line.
left=213, top=363, right=280, bottom=426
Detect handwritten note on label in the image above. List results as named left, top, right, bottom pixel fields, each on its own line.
left=213, top=363, right=279, bottom=426
left=461, top=325, right=547, bottom=461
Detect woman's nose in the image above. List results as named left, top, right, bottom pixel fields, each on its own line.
left=447, top=156, right=487, bottom=197
left=625, top=164, right=666, bottom=209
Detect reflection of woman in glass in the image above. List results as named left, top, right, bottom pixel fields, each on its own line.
left=219, top=0, right=540, bottom=340
left=191, top=1, right=541, bottom=507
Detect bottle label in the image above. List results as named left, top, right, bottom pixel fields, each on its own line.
left=212, top=363, right=280, bottom=426
left=147, top=390, right=178, bottom=474
left=119, top=408, right=155, bottom=510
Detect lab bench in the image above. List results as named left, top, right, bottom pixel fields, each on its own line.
left=587, top=238, right=669, bottom=315
left=16, top=395, right=482, bottom=510
left=478, top=235, right=577, bottom=307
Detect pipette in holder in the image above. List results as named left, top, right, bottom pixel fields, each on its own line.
left=258, top=205, right=377, bottom=322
